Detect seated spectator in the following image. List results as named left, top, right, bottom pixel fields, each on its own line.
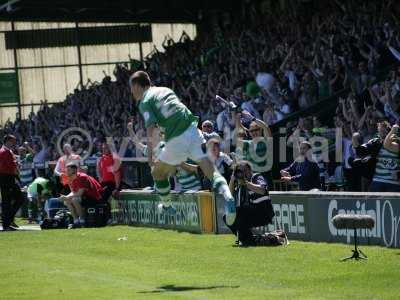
left=59, top=162, right=104, bottom=229
left=280, top=141, right=320, bottom=191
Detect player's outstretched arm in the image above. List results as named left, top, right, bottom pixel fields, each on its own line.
left=127, top=122, right=147, bottom=153
left=241, top=110, right=272, bottom=137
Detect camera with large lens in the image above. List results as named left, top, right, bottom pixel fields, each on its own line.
left=234, top=166, right=245, bottom=180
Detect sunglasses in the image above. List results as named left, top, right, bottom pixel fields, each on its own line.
left=202, top=124, right=213, bottom=128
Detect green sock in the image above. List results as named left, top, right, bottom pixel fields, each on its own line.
left=154, top=179, right=171, bottom=203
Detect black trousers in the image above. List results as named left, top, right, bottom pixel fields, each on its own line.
left=0, top=174, right=25, bottom=229
left=100, top=182, right=116, bottom=221
left=224, top=200, right=275, bottom=245
left=343, top=168, right=362, bottom=192
left=261, top=171, right=274, bottom=191
left=100, top=181, right=116, bottom=202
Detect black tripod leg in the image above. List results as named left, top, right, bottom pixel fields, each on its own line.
left=358, top=248, right=368, bottom=259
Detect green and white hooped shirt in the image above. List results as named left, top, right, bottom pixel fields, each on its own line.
left=373, top=147, right=400, bottom=185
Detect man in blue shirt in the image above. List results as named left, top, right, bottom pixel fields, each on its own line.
left=280, top=141, right=320, bottom=191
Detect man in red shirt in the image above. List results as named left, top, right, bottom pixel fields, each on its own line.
left=97, top=142, right=121, bottom=201
left=59, top=162, right=103, bottom=228
left=0, top=135, right=25, bottom=231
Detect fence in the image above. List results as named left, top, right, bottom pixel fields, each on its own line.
left=116, top=189, right=400, bottom=248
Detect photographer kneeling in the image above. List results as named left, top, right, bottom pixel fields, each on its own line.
left=224, top=161, right=275, bottom=246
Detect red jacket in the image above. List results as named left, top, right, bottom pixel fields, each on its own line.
left=0, top=146, right=18, bottom=175
left=70, top=172, right=103, bottom=201
left=98, top=153, right=122, bottom=183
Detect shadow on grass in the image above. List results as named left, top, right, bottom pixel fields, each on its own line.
left=138, top=284, right=239, bottom=294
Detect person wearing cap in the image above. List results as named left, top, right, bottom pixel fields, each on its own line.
left=0, top=135, right=25, bottom=231
left=201, top=120, right=223, bottom=143
left=201, top=120, right=214, bottom=134
left=59, top=162, right=103, bottom=228
left=54, top=143, right=81, bottom=193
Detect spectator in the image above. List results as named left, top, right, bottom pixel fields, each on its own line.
left=201, top=120, right=214, bottom=134
left=240, top=82, right=262, bottom=120
left=207, top=138, right=233, bottom=181
left=352, top=121, right=398, bottom=192
left=201, top=120, right=221, bottom=143
left=54, top=143, right=81, bottom=193
left=369, top=123, right=399, bottom=192
left=236, top=110, right=273, bottom=190
left=280, top=141, right=320, bottom=191
left=0, top=0, right=399, bottom=194
left=17, top=143, right=35, bottom=188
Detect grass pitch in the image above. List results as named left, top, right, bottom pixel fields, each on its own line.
left=1, top=226, right=399, bottom=300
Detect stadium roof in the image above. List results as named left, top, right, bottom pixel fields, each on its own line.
left=0, top=0, right=241, bottom=23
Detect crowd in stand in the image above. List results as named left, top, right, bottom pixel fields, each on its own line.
left=0, top=0, right=399, bottom=204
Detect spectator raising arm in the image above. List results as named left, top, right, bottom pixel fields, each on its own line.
left=241, top=110, right=272, bottom=137
left=384, top=124, right=400, bottom=153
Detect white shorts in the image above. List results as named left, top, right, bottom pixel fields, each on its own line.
left=157, top=124, right=207, bottom=166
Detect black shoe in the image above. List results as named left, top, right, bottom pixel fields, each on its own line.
left=3, top=226, right=17, bottom=231
left=10, top=222, right=19, bottom=228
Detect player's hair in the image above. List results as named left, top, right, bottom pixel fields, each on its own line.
left=129, top=71, right=151, bottom=88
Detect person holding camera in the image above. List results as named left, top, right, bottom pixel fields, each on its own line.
left=224, top=161, right=275, bottom=246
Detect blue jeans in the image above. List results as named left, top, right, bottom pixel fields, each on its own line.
left=369, top=181, right=400, bottom=192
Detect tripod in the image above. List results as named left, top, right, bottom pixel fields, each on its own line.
left=341, top=228, right=368, bottom=261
